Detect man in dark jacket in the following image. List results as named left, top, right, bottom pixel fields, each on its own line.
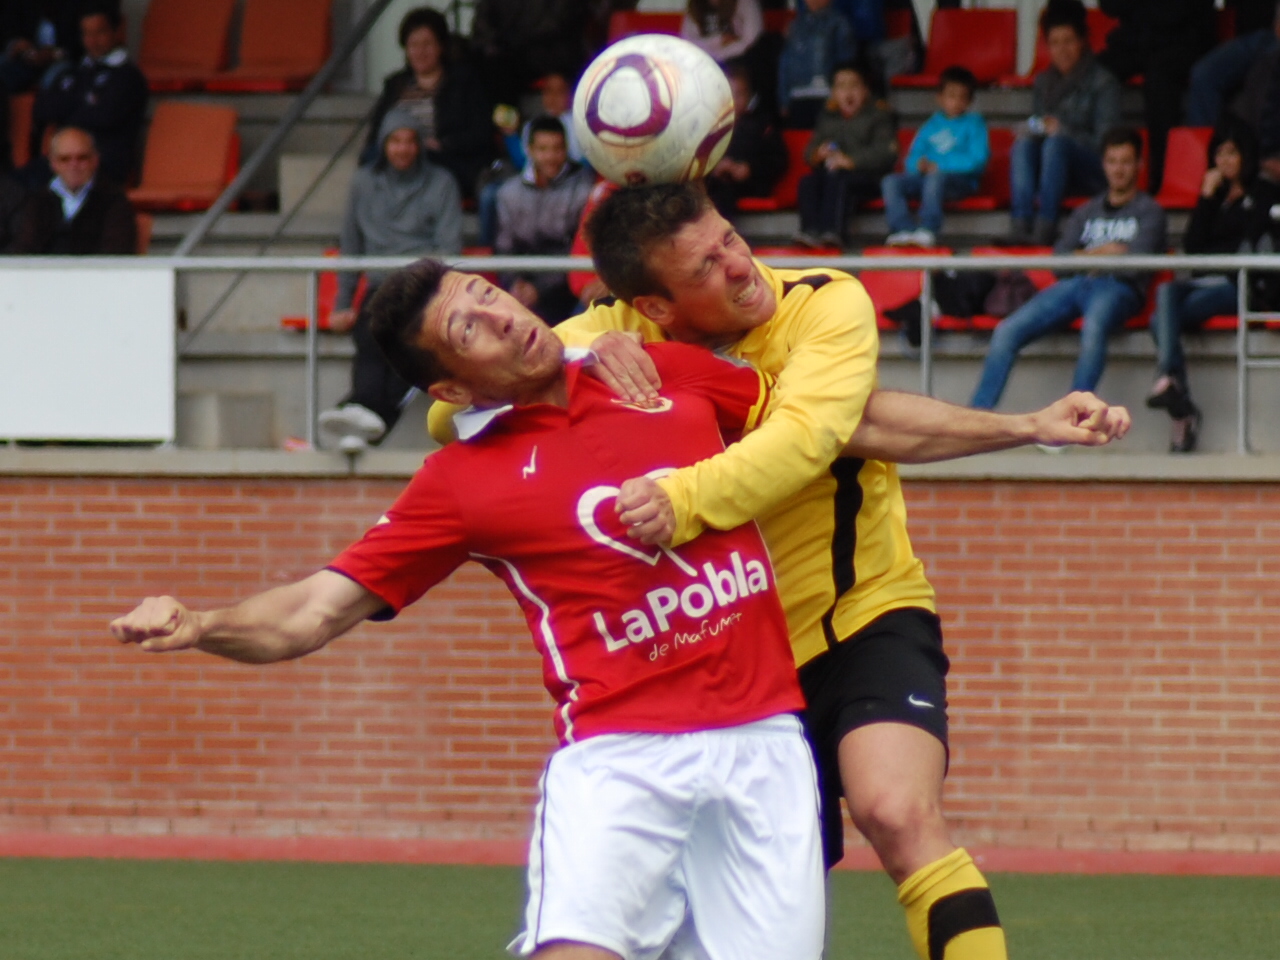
left=705, top=59, right=788, bottom=220
left=28, top=3, right=147, bottom=186
left=12, top=126, right=135, bottom=254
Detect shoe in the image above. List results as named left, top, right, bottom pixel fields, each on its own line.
left=886, top=230, right=917, bottom=246
left=910, top=228, right=936, bottom=247
left=791, top=230, right=820, bottom=249
left=1146, top=374, right=1185, bottom=410
left=1169, top=404, right=1201, bottom=453
left=1035, top=443, right=1067, bottom=455
left=818, top=231, right=843, bottom=248
left=337, top=433, right=369, bottom=455
left=319, top=403, right=387, bottom=448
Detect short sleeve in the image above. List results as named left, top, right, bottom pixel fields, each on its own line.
left=327, top=459, right=471, bottom=616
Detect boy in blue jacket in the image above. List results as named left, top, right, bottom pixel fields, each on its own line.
left=881, top=66, right=989, bottom=246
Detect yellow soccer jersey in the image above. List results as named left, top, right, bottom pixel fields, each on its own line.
left=427, top=262, right=936, bottom=666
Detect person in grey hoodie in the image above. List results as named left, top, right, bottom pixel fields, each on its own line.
left=973, top=126, right=1165, bottom=409
left=1009, top=0, right=1123, bottom=244
left=319, top=105, right=463, bottom=453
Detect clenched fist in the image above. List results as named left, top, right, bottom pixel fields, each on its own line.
left=109, top=596, right=204, bottom=653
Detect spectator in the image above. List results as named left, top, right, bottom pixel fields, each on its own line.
left=881, top=64, right=987, bottom=247
left=0, top=171, right=24, bottom=249
left=682, top=0, right=764, bottom=63
left=1226, top=11, right=1280, bottom=146
left=793, top=59, right=896, bottom=248
left=319, top=106, right=463, bottom=454
left=471, top=0, right=591, bottom=108
left=704, top=59, right=787, bottom=220
left=27, top=3, right=146, bottom=188
left=1147, top=124, right=1259, bottom=452
left=480, top=71, right=586, bottom=248
left=1186, top=0, right=1280, bottom=128
left=0, top=0, right=83, bottom=94
left=496, top=116, right=594, bottom=326
left=363, top=7, right=493, bottom=201
left=1009, top=0, right=1121, bottom=245
left=971, top=127, right=1166, bottom=409
left=776, top=0, right=857, bottom=129
left=12, top=126, right=134, bottom=254
left=1097, top=0, right=1217, bottom=193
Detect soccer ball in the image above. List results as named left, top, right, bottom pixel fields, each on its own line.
left=573, top=34, right=735, bottom=186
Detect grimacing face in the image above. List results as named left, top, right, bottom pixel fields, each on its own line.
left=421, top=272, right=565, bottom=408
left=637, top=209, right=776, bottom=349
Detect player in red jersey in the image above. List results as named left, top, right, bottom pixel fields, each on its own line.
left=111, top=259, right=825, bottom=960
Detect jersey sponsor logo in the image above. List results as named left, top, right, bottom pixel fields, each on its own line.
left=610, top=396, right=674, bottom=414
left=577, top=471, right=771, bottom=655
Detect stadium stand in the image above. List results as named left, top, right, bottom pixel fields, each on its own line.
left=891, top=9, right=1018, bottom=87
left=1153, top=127, right=1213, bottom=210
left=737, top=128, right=810, bottom=212
left=127, top=103, right=240, bottom=212
left=137, top=0, right=236, bottom=92
left=857, top=244, right=952, bottom=329
left=204, top=0, right=333, bottom=93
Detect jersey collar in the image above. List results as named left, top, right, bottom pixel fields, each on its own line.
left=451, top=347, right=597, bottom=441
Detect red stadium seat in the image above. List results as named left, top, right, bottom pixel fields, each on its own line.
left=138, top=0, right=235, bottom=92
left=884, top=9, right=914, bottom=39
left=204, top=0, right=332, bottom=93
left=737, top=128, right=811, bottom=212
left=892, top=9, right=1017, bottom=87
left=763, top=9, right=794, bottom=34
left=1154, top=127, right=1213, bottom=210
left=280, top=249, right=367, bottom=331
left=8, top=92, right=33, bottom=168
left=127, top=103, right=239, bottom=211
left=859, top=245, right=952, bottom=330
left=1001, top=8, right=1118, bottom=87
left=606, top=11, right=683, bottom=42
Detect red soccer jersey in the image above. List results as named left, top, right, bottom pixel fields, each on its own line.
left=329, top=342, right=803, bottom=745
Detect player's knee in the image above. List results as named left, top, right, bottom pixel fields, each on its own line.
left=849, top=784, right=944, bottom=847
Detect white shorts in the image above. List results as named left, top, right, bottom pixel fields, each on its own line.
left=508, top=714, right=824, bottom=960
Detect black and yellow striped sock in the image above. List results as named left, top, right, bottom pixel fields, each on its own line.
left=897, top=848, right=1007, bottom=960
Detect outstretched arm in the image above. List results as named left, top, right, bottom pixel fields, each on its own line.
left=109, top=570, right=385, bottom=664
left=844, top=390, right=1130, bottom=463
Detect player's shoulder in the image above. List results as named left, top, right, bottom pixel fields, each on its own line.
left=769, top=265, right=858, bottom=299
left=644, top=340, right=750, bottom=374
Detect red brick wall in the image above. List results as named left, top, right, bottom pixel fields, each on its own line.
left=3, top=478, right=1277, bottom=853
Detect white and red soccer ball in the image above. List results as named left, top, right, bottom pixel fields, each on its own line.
left=573, top=34, right=735, bottom=186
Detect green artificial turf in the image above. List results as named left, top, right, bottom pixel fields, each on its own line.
left=1, top=858, right=1277, bottom=959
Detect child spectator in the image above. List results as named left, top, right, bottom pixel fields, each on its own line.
left=881, top=65, right=988, bottom=247
left=1148, top=123, right=1260, bottom=452
left=705, top=59, right=788, bottom=220
left=776, top=0, right=857, bottom=129
left=794, top=60, right=897, bottom=248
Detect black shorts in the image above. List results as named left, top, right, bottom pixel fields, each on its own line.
left=798, top=607, right=950, bottom=869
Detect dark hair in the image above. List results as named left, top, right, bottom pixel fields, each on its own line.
left=1039, top=0, right=1088, bottom=40
left=688, top=0, right=738, bottom=37
left=527, top=115, right=567, bottom=142
left=1209, top=119, right=1259, bottom=188
left=938, top=65, right=977, bottom=98
left=1101, top=125, right=1143, bottom=158
left=829, top=58, right=870, bottom=88
left=80, top=3, right=123, bottom=28
left=368, top=258, right=455, bottom=390
left=587, top=183, right=713, bottom=302
left=398, top=7, right=449, bottom=50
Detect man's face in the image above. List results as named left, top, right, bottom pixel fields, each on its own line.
left=422, top=272, right=564, bottom=407
left=1046, top=25, right=1084, bottom=76
left=529, top=131, right=568, bottom=183
left=81, top=14, right=118, bottom=61
left=404, top=26, right=442, bottom=76
left=49, top=130, right=98, bottom=191
left=1103, top=142, right=1139, bottom=193
left=639, top=209, right=776, bottom=348
left=384, top=128, right=421, bottom=171
left=540, top=74, right=571, bottom=116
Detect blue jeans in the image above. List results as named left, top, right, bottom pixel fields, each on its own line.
left=880, top=171, right=976, bottom=233
left=970, top=275, right=1144, bottom=409
left=1150, top=277, right=1237, bottom=379
left=1010, top=135, right=1105, bottom=225
left=1186, top=31, right=1277, bottom=128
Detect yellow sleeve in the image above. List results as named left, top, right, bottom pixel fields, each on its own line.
left=655, top=278, right=879, bottom=545
left=425, top=300, right=664, bottom=444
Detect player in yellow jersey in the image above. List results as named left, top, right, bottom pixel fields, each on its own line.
left=429, top=183, right=1129, bottom=960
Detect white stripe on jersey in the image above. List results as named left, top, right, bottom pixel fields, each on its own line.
left=472, top=552, right=581, bottom=742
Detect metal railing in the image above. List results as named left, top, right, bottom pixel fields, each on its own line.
left=10, top=252, right=1280, bottom=452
